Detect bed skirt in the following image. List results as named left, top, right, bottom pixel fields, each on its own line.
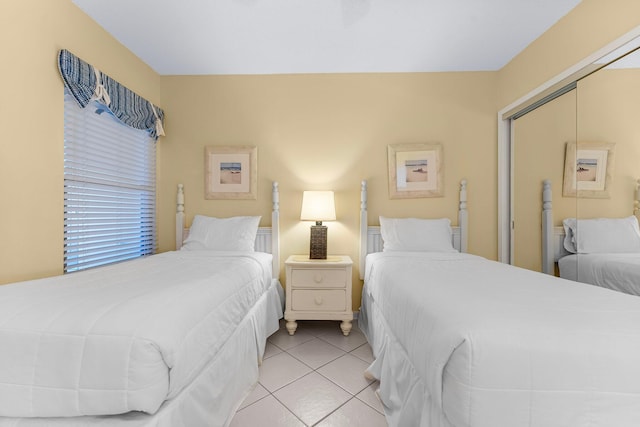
left=0, top=279, right=284, bottom=427
left=360, top=290, right=453, bottom=427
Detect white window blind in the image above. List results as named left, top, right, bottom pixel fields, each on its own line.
left=63, top=90, right=156, bottom=273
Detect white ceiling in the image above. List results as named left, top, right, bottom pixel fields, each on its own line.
left=72, top=0, right=582, bottom=76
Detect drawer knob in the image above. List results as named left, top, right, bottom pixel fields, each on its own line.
left=314, top=296, right=323, bottom=305
left=314, top=273, right=323, bottom=283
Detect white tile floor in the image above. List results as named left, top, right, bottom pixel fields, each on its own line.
left=229, top=320, right=388, bottom=427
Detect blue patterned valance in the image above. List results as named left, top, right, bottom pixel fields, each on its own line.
left=58, top=49, right=165, bottom=139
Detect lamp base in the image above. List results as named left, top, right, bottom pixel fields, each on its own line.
left=309, top=225, right=327, bottom=259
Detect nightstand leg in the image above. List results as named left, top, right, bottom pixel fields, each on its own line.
left=286, top=320, right=298, bottom=335
left=340, top=320, right=352, bottom=336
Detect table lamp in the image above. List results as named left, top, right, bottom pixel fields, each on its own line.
left=300, top=190, right=336, bottom=259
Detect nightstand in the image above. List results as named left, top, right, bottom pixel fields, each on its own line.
left=284, top=255, right=353, bottom=336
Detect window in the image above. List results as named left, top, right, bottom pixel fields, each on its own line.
left=63, top=89, right=156, bottom=273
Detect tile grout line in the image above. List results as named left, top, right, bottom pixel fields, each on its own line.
left=234, top=322, right=386, bottom=425
left=269, top=390, right=309, bottom=426
left=311, top=395, right=360, bottom=427
left=262, top=352, right=372, bottom=426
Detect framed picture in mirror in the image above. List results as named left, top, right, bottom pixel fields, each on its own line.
left=563, top=141, right=615, bottom=198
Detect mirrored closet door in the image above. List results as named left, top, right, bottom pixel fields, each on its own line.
left=509, top=38, right=640, bottom=279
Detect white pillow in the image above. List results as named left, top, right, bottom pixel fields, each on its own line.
left=565, top=216, right=640, bottom=254
left=562, top=218, right=577, bottom=253
left=181, top=215, right=261, bottom=252
left=379, top=216, right=457, bottom=253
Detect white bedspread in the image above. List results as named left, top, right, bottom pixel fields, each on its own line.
left=363, top=252, right=640, bottom=427
left=559, top=253, right=640, bottom=296
left=0, top=251, right=272, bottom=418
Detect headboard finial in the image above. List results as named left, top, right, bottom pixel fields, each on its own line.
left=177, top=184, right=185, bottom=213
left=459, top=179, right=467, bottom=210
left=542, top=180, right=552, bottom=211
left=360, top=180, right=368, bottom=211
left=272, top=181, right=280, bottom=212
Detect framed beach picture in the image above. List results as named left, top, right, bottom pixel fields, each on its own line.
left=205, top=145, right=257, bottom=199
left=562, top=141, right=615, bottom=198
left=388, top=143, right=443, bottom=198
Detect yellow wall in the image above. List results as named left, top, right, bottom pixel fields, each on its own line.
left=158, top=73, right=498, bottom=308
left=0, top=0, right=161, bottom=284
left=498, top=0, right=640, bottom=108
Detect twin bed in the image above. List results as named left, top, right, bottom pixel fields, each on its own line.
left=359, top=179, right=640, bottom=427
left=0, top=183, right=284, bottom=426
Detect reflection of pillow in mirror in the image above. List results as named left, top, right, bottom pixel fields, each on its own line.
left=562, top=218, right=577, bottom=253
left=379, top=216, right=457, bottom=252
left=181, top=215, right=261, bottom=252
left=570, top=216, right=640, bottom=254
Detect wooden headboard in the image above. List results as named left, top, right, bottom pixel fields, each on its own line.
left=358, top=179, right=469, bottom=279
left=174, top=182, right=281, bottom=279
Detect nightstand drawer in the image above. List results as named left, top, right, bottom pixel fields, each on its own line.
left=291, top=290, right=346, bottom=311
left=290, top=268, right=347, bottom=288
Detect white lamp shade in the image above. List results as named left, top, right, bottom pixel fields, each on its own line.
left=300, top=191, right=336, bottom=221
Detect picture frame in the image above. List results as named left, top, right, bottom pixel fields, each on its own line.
left=205, top=145, right=257, bottom=200
left=388, top=143, right=443, bottom=199
left=562, top=141, right=615, bottom=198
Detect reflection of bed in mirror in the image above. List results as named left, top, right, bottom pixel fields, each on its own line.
left=542, top=179, right=640, bottom=296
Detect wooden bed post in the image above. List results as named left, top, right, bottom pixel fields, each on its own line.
left=176, top=184, right=185, bottom=250
left=359, top=180, right=368, bottom=280
left=541, top=180, right=554, bottom=275
left=272, top=182, right=280, bottom=280
left=458, top=179, right=468, bottom=253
